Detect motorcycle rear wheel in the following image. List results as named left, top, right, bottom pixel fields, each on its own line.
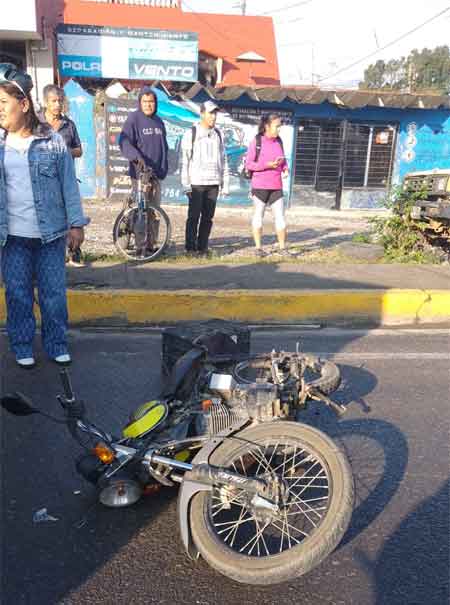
left=189, top=422, right=353, bottom=585
left=233, top=353, right=341, bottom=395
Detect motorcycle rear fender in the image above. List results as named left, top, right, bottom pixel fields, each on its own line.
left=177, top=418, right=249, bottom=560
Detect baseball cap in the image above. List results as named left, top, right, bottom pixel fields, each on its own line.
left=200, top=100, right=220, bottom=113
left=0, top=63, right=33, bottom=97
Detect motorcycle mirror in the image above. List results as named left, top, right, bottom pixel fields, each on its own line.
left=1, top=392, right=39, bottom=416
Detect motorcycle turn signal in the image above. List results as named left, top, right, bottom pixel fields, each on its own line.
left=92, top=442, right=116, bottom=464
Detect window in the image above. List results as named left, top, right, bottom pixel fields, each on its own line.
left=295, top=119, right=396, bottom=191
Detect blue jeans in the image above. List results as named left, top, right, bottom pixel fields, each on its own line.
left=1, top=235, right=68, bottom=359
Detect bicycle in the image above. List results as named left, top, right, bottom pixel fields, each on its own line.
left=112, top=165, right=171, bottom=263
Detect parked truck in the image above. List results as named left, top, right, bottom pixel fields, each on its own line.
left=404, top=168, right=450, bottom=246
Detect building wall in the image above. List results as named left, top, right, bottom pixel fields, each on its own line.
left=27, top=41, right=55, bottom=106
left=217, top=96, right=450, bottom=208
left=62, top=0, right=279, bottom=85
left=0, top=0, right=39, bottom=38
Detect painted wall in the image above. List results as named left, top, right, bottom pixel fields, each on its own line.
left=62, top=80, right=450, bottom=206
left=63, top=79, right=96, bottom=198
left=396, top=113, right=450, bottom=181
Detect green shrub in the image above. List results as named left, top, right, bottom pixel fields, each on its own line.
left=369, top=185, right=434, bottom=263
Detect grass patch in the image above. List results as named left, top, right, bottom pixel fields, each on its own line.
left=352, top=233, right=372, bottom=244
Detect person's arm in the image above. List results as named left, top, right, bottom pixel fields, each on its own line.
left=57, top=140, right=89, bottom=248
left=118, top=115, right=142, bottom=162
left=180, top=129, right=192, bottom=192
left=220, top=134, right=230, bottom=195
left=158, top=121, right=169, bottom=180
left=245, top=137, right=268, bottom=172
left=70, top=121, right=83, bottom=159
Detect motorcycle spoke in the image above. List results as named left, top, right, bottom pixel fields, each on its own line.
left=211, top=491, right=247, bottom=516
left=289, top=500, right=320, bottom=527
left=279, top=510, right=291, bottom=552
left=290, top=494, right=328, bottom=519
left=244, top=445, right=273, bottom=475
left=287, top=462, right=326, bottom=492
left=228, top=508, right=253, bottom=548
left=286, top=505, right=327, bottom=518
left=270, top=446, right=305, bottom=475
left=240, top=519, right=270, bottom=556
left=217, top=514, right=254, bottom=543
left=289, top=470, right=329, bottom=506
left=271, top=518, right=309, bottom=540
left=263, top=440, right=281, bottom=472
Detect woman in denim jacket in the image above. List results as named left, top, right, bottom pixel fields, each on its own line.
left=0, top=64, right=89, bottom=368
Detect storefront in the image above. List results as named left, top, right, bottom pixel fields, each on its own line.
left=0, top=0, right=54, bottom=105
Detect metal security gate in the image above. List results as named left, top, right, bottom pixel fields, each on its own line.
left=293, top=119, right=397, bottom=209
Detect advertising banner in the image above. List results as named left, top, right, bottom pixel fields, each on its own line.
left=56, top=24, right=198, bottom=82
left=104, top=90, right=294, bottom=204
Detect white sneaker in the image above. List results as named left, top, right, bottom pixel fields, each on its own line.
left=54, top=354, right=71, bottom=365
left=16, top=357, right=36, bottom=368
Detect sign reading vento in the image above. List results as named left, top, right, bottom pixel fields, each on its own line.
left=56, top=24, right=198, bottom=82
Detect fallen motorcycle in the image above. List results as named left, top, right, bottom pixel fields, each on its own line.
left=1, top=328, right=354, bottom=585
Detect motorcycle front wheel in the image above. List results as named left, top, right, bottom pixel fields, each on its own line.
left=189, top=422, right=353, bottom=585
left=113, top=205, right=171, bottom=263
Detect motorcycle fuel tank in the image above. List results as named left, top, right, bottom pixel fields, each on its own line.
left=122, top=400, right=168, bottom=439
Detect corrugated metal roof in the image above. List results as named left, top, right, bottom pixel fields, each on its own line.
left=179, top=84, right=450, bottom=110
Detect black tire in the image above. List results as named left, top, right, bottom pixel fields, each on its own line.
left=113, top=204, right=171, bottom=263
left=189, top=422, right=354, bottom=585
left=233, top=354, right=341, bottom=395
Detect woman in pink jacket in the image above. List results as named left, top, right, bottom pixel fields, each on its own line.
left=245, top=114, right=291, bottom=257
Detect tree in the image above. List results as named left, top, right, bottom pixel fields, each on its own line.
left=359, top=46, right=450, bottom=94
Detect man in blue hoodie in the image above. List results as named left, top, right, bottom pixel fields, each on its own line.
left=119, top=87, right=168, bottom=251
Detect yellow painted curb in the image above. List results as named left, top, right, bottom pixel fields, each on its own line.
left=1, top=288, right=449, bottom=326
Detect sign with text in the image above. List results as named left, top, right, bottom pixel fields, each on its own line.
left=56, top=24, right=198, bottom=82
left=105, top=98, right=135, bottom=197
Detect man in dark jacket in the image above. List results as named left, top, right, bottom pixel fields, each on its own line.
left=119, top=87, right=168, bottom=252
left=119, top=86, right=168, bottom=180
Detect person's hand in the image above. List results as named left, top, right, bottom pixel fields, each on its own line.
left=282, top=168, right=289, bottom=178
left=134, top=158, right=146, bottom=173
left=266, top=160, right=280, bottom=169
left=67, top=227, right=84, bottom=250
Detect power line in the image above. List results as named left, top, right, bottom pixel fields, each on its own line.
left=182, top=0, right=279, bottom=68
left=318, top=6, right=450, bottom=83
left=256, top=0, right=314, bottom=16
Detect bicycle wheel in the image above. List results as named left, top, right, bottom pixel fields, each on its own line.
left=113, top=204, right=171, bottom=263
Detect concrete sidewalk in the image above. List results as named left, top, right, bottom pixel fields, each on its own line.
left=1, top=202, right=449, bottom=326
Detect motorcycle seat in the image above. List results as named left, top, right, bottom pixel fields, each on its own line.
left=159, top=347, right=204, bottom=399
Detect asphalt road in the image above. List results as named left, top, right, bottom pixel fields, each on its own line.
left=1, top=327, right=449, bottom=605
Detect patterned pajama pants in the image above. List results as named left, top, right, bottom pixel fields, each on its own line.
left=1, top=235, right=68, bottom=359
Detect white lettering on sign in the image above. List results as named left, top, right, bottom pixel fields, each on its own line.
left=133, top=63, right=194, bottom=79
left=83, top=1, right=179, bottom=6
left=62, top=60, right=101, bottom=73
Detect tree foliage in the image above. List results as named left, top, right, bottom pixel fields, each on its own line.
left=359, top=46, right=450, bottom=94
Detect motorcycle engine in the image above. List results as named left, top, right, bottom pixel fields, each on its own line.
left=198, top=373, right=280, bottom=437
